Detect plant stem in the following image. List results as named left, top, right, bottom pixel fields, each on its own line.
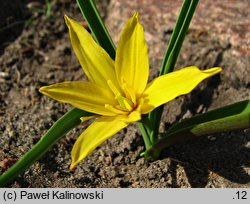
left=0, top=108, right=91, bottom=186
left=137, top=122, right=152, bottom=150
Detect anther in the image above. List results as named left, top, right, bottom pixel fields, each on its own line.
left=116, top=95, right=134, bottom=111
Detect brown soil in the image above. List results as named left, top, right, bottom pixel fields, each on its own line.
left=0, top=0, right=249, bottom=187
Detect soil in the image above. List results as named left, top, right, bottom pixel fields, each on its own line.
left=0, top=0, right=249, bottom=187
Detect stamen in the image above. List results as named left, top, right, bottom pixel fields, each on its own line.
left=115, top=105, right=127, bottom=112
left=107, top=80, right=121, bottom=96
left=105, top=104, right=126, bottom=114
left=116, top=95, right=134, bottom=111
left=121, top=77, right=137, bottom=104
left=107, top=79, right=137, bottom=113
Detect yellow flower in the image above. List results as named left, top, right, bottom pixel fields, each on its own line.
left=39, top=13, right=221, bottom=169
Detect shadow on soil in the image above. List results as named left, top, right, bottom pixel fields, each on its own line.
left=162, top=76, right=250, bottom=187
left=0, top=0, right=28, bottom=55
left=163, top=131, right=250, bottom=187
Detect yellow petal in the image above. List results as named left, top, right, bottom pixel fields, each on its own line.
left=39, top=81, right=118, bottom=116
left=126, top=110, right=141, bottom=122
left=115, top=12, right=149, bottom=97
left=64, top=15, right=119, bottom=88
left=70, top=116, right=128, bottom=169
left=141, top=66, right=222, bottom=113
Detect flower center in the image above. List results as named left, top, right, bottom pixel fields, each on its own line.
left=116, top=95, right=134, bottom=111
left=106, top=79, right=137, bottom=114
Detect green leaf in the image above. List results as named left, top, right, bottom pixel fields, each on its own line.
left=160, top=0, right=198, bottom=75
left=144, top=100, right=250, bottom=160
left=166, top=100, right=250, bottom=134
left=149, top=0, right=199, bottom=143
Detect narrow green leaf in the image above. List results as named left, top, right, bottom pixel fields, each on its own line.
left=149, top=0, right=199, bottom=144
left=161, top=0, right=199, bottom=74
left=145, top=100, right=250, bottom=160
left=166, top=100, right=250, bottom=134
left=160, top=0, right=193, bottom=75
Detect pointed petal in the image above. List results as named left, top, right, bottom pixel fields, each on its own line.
left=115, top=12, right=149, bottom=96
left=70, top=116, right=128, bottom=169
left=141, top=66, right=222, bottom=113
left=39, top=81, right=119, bottom=116
left=64, top=15, right=118, bottom=88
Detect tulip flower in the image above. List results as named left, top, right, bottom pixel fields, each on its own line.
left=39, top=13, right=221, bottom=169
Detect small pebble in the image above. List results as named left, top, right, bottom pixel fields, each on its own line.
left=0, top=72, right=10, bottom=80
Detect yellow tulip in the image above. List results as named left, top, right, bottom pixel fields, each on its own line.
left=39, top=12, right=221, bottom=169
